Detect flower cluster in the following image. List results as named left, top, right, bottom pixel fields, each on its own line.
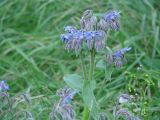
left=61, top=29, right=106, bottom=52
left=108, top=47, right=131, bottom=68
left=51, top=87, right=78, bottom=120
left=61, top=10, right=120, bottom=53
left=0, top=81, right=9, bottom=91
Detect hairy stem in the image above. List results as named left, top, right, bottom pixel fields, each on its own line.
left=80, top=51, right=89, bottom=120
left=83, top=48, right=95, bottom=120
left=80, top=51, right=87, bottom=80
left=89, top=48, right=95, bottom=80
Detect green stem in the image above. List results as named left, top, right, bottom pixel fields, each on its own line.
left=80, top=51, right=87, bottom=80
left=80, top=51, right=89, bottom=120
left=82, top=48, right=95, bottom=120
left=89, top=48, right=95, bottom=80
left=83, top=106, right=89, bottom=120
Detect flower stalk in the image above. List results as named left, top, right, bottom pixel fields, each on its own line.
left=80, top=51, right=87, bottom=80
left=82, top=48, right=95, bottom=120
left=89, top=48, right=95, bottom=81
left=80, top=50, right=90, bottom=119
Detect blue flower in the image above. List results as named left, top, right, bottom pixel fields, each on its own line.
left=61, top=26, right=106, bottom=52
left=0, top=80, right=9, bottom=91
left=61, top=90, right=78, bottom=105
left=57, top=87, right=78, bottom=105
left=52, top=87, right=77, bottom=120
left=113, top=47, right=131, bottom=59
left=103, top=11, right=120, bottom=21
left=113, top=51, right=123, bottom=58
left=84, top=31, right=106, bottom=51
left=84, top=31, right=93, bottom=41
left=94, top=31, right=105, bottom=51
left=103, top=11, right=120, bottom=30
left=61, top=33, right=72, bottom=43
left=64, top=26, right=77, bottom=33
left=108, top=47, right=131, bottom=68
left=61, top=28, right=85, bottom=52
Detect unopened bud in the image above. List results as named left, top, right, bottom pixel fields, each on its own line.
left=82, top=9, right=93, bottom=19
left=80, top=18, right=86, bottom=30
left=91, top=16, right=97, bottom=26
left=98, top=19, right=108, bottom=31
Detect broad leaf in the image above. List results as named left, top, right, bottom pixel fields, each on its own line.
left=82, top=80, right=100, bottom=119
left=96, top=59, right=106, bottom=70
left=63, top=74, right=83, bottom=91
left=96, top=59, right=113, bottom=81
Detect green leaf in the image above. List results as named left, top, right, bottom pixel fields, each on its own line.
left=96, top=59, right=106, bottom=70
left=105, top=65, right=113, bottom=81
left=63, top=74, right=83, bottom=91
left=82, top=80, right=100, bottom=119
left=96, top=59, right=113, bottom=81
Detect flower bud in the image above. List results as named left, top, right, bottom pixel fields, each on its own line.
left=98, top=19, right=109, bottom=31
left=91, top=16, right=97, bottom=26
left=82, top=9, right=93, bottom=20
left=103, top=11, right=120, bottom=31
left=80, top=18, right=86, bottom=30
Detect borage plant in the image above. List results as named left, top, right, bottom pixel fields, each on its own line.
left=54, top=9, right=132, bottom=120
left=0, top=80, right=35, bottom=120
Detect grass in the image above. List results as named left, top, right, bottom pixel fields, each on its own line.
left=0, top=0, right=160, bottom=119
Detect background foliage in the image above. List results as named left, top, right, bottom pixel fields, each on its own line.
left=0, top=0, right=160, bottom=119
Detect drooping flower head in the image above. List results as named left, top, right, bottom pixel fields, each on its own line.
left=51, top=87, right=78, bottom=120
left=0, top=80, right=9, bottom=91
left=103, top=11, right=120, bottom=30
left=115, top=108, right=141, bottom=120
left=103, top=11, right=120, bottom=21
left=115, top=108, right=133, bottom=120
left=57, top=87, right=78, bottom=106
left=84, top=31, right=106, bottom=51
left=108, top=47, right=131, bottom=68
left=61, top=28, right=84, bottom=52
